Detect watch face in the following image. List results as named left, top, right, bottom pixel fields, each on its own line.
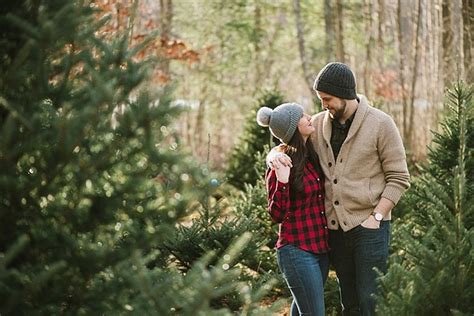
left=374, top=213, right=383, bottom=221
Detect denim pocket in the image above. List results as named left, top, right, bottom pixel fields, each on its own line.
left=356, top=221, right=390, bottom=263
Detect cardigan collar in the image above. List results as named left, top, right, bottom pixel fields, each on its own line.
left=322, top=95, right=370, bottom=146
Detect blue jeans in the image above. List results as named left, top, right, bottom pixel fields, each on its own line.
left=329, top=221, right=390, bottom=316
left=277, top=244, right=329, bottom=316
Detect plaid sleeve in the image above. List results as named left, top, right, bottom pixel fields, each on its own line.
left=265, top=168, right=290, bottom=223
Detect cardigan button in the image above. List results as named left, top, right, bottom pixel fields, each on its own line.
left=333, top=179, right=337, bottom=184
left=331, top=220, right=336, bottom=225
left=328, top=162, right=332, bottom=167
left=334, top=200, right=339, bottom=205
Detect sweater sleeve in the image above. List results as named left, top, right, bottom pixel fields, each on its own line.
left=265, top=168, right=290, bottom=223
left=378, top=116, right=411, bottom=204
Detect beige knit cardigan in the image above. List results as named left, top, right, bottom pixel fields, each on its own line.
left=310, top=95, right=410, bottom=231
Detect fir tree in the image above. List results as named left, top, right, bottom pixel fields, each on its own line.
left=0, top=2, right=280, bottom=314
left=377, top=83, right=474, bottom=315
left=226, top=90, right=282, bottom=190
left=162, top=152, right=284, bottom=311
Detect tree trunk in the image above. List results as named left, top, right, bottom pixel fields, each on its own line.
left=396, top=0, right=409, bottom=143
left=194, top=92, right=207, bottom=159
left=452, top=0, right=465, bottom=79
left=253, top=0, right=262, bottom=90
left=442, top=0, right=454, bottom=84
left=262, top=10, right=284, bottom=79
left=363, top=0, right=375, bottom=99
left=407, top=0, right=423, bottom=147
left=293, top=0, right=313, bottom=93
left=376, top=0, right=386, bottom=68
left=159, top=0, right=173, bottom=78
left=435, top=0, right=444, bottom=103
left=335, top=0, right=345, bottom=62
left=462, top=0, right=473, bottom=82
left=324, top=0, right=335, bottom=62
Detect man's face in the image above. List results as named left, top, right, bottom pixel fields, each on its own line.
left=316, top=91, right=347, bottom=120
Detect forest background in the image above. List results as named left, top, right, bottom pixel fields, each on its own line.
left=143, top=0, right=472, bottom=168
left=0, top=0, right=472, bottom=315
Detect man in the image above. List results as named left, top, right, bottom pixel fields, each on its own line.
left=269, top=62, right=410, bottom=315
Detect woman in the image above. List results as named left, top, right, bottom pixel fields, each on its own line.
left=257, top=103, right=329, bottom=316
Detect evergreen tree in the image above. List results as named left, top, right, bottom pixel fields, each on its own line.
left=162, top=152, right=285, bottom=311
left=226, top=90, right=283, bottom=190
left=377, top=83, right=474, bottom=315
left=0, top=2, right=279, bottom=314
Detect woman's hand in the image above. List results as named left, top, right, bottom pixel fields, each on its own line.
left=275, top=165, right=290, bottom=183
left=268, top=152, right=293, bottom=169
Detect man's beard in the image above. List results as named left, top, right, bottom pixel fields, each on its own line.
left=330, top=100, right=347, bottom=120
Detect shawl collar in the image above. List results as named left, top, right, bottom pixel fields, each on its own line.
left=321, top=95, right=370, bottom=145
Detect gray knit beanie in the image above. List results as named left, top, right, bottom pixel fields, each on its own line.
left=313, top=62, right=357, bottom=100
left=256, top=103, right=303, bottom=144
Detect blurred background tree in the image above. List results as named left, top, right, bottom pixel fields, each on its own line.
left=168, top=0, right=473, bottom=168
left=0, top=1, right=282, bottom=314
left=226, top=90, right=283, bottom=191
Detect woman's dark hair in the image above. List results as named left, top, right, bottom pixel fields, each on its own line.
left=279, top=128, right=323, bottom=195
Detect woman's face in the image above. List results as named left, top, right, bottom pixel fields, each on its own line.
left=297, top=113, right=315, bottom=137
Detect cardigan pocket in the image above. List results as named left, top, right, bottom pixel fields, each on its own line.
left=368, top=175, right=385, bottom=206
left=342, top=178, right=374, bottom=210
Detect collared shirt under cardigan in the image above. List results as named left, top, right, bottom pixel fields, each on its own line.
left=331, top=109, right=357, bottom=160
left=266, top=161, right=329, bottom=255
left=310, top=95, right=410, bottom=232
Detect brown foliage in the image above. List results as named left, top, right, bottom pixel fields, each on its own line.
left=372, top=69, right=401, bottom=101
left=94, top=0, right=200, bottom=84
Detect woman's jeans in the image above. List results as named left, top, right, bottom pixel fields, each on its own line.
left=329, top=221, right=391, bottom=316
left=277, top=244, right=329, bottom=316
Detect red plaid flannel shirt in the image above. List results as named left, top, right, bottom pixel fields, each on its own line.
left=266, top=161, right=329, bottom=254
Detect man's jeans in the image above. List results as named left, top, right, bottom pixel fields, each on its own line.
left=329, top=221, right=390, bottom=316
left=277, top=244, right=329, bottom=316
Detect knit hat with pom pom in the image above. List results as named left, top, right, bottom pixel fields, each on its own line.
left=256, top=103, right=303, bottom=144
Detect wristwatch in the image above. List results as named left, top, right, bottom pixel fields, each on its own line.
left=372, top=211, right=383, bottom=222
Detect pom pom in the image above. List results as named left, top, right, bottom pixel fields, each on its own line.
left=256, top=107, right=272, bottom=127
